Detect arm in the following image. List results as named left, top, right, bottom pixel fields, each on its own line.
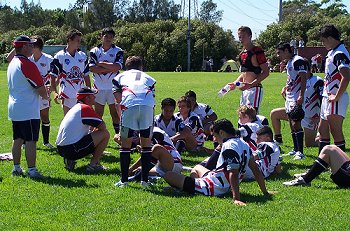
left=113, top=91, right=122, bottom=104
left=84, top=75, right=91, bottom=88
left=129, top=157, right=142, bottom=175
left=6, top=48, right=15, bottom=62
left=50, top=75, right=60, bottom=104
left=228, top=169, right=246, bottom=206
left=89, top=65, right=110, bottom=74
left=203, top=112, right=217, bottom=124
left=250, top=62, right=270, bottom=86
left=36, top=85, right=49, bottom=100
left=297, top=72, right=308, bottom=105
left=98, top=62, right=122, bottom=73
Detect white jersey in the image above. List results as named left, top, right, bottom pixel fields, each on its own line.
left=112, top=69, right=156, bottom=109
left=7, top=54, right=44, bottom=121
left=254, top=141, right=280, bottom=178
left=304, top=75, right=323, bottom=118
left=238, top=119, right=263, bottom=149
left=152, top=127, right=182, bottom=164
left=195, top=137, right=252, bottom=196
left=176, top=111, right=205, bottom=146
left=192, top=103, right=215, bottom=122
left=323, top=43, right=350, bottom=96
left=89, top=44, right=123, bottom=90
left=56, top=103, right=102, bottom=146
left=256, top=114, right=269, bottom=126
left=285, top=55, right=308, bottom=101
left=154, top=113, right=182, bottom=137
left=29, top=53, right=53, bottom=85
left=50, top=48, right=89, bottom=99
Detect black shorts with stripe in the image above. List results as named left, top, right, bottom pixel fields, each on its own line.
left=57, top=134, right=95, bottom=160
left=12, top=119, right=40, bottom=141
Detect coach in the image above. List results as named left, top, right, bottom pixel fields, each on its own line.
left=7, top=35, right=49, bottom=178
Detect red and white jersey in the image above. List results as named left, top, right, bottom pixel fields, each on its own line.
left=195, top=137, right=252, bottom=196
left=192, top=103, right=215, bottom=122
left=7, top=54, right=44, bottom=121
left=304, top=75, right=323, bottom=118
left=56, top=103, right=102, bottom=146
left=50, top=48, right=89, bottom=99
left=152, top=127, right=182, bottom=164
left=89, top=44, right=123, bottom=90
left=112, top=69, right=156, bottom=109
left=154, top=113, right=182, bottom=137
left=285, top=55, right=308, bottom=101
left=238, top=119, right=263, bottom=149
left=254, top=141, right=280, bottom=178
left=176, top=111, right=205, bottom=146
left=29, top=53, right=53, bottom=86
left=323, top=43, right=350, bottom=96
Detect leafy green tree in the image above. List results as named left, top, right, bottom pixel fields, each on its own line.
left=198, top=0, right=223, bottom=24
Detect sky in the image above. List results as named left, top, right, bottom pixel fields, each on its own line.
left=4, top=0, right=350, bottom=39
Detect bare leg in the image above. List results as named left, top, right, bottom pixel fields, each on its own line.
left=109, top=103, right=120, bottom=125
left=270, top=107, right=288, bottom=135
left=304, top=127, right=318, bottom=147
left=12, top=138, right=24, bottom=165
left=190, top=164, right=210, bottom=178
left=24, top=141, right=37, bottom=168
left=164, top=171, right=187, bottom=189
left=94, top=103, right=105, bottom=119
left=90, top=130, right=110, bottom=164
left=319, top=145, right=350, bottom=174
left=63, top=105, right=71, bottom=116
left=152, top=144, right=174, bottom=172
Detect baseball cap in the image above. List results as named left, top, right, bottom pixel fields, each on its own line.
left=76, top=87, right=98, bottom=101
left=13, top=35, right=36, bottom=48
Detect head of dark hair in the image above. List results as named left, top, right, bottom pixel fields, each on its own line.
left=256, top=125, right=273, bottom=140
left=101, top=27, right=115, bottom=37
left=212, top=119, right=236, bottom=135
left=161, top=97, right=176, bottom=109
left=238, top=26, right=252, bottom=36
left=125, top=56, right=143, bottom=70
left=319, top=24, right=340, bottom=41
left=32, top=35, right=44, bottom=50
left=66, top=29, right=83, bottom=43
left=276, top=42, right=292, bottom=53
left=177, top=96, right=191, bottom=108
left=184, top=90, right=196, bottom=100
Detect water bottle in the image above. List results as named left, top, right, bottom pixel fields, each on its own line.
left=218, top=84, right=231, bottom=97
left=235, top=82, right=245, bottom=88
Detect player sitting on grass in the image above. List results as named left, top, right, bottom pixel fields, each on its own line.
left=244, top=126, right=282, bottom=180
left=283, top=145, right=350, bottom=188
left=164, top=119, right=270, bottom=206
left=171, top=96, right=205, bottom=153
left=154, top=97, right=182, bottom=137
left=127, top=127, right=183, bottom=181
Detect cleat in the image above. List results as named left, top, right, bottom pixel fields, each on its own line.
left=114, top=180, right=128, bottom=188
left=288, top=150, right=297, bottom=156
left=283, top=177, right=310, bottom=186
left=293, top=151, right=305, bottom=160
left=86, top=163, right=108, bottom=173
left=294, top=172, right=308, bottom=178
left=140, top=180, right=152, bottom=187
left=43, top=143, right=55, bottom=149
left=64, top=158, right=76, bottom=171
left=11, top=168, right=25, bottom=177
left=27, top=169, right=46, bottom=179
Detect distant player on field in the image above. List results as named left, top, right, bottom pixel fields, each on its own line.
left=89, top=27, right=124, bottom=135
left=51, top=29, right=90, bottom=115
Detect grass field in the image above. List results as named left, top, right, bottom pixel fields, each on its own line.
left=0, top=71, right=349, bottom=230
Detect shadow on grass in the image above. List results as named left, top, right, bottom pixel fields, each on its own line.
left=37, top=147, right=59, bottom=155
left=101, top=154, right=119, bottom=163
left=31, top=176, right=99, bottom=188
left=70, top=166, right=120, bottom=176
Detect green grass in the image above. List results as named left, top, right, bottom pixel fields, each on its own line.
left=0, top=71, right=349, bottom=230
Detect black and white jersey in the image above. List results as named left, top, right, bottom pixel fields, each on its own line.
left=154, top=114, right=182, bottom=137
left=176, top=111, right=205, bottom=146
left=304, top=75, right=323, bottom=118
left=285, top=55, right=308, bottom=101
left=254, top=141, right=280, bottom=178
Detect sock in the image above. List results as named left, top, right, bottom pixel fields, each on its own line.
left=113, top=123, right=120, bottom=134
left=141, top=147, right=152, bottom=182
left=303, top=157, right=329, bottom=183
left=28, top=167, right=37, bottom=173
left=14, top=164, right=21, bottom=171
left=42, top=122, right=50, bottom=144
left=295, top=130, right=304, bottom=153
left=120, top=148, right=131, bottom=182
left=274, top=134, right=283, bottom=143
left=319, top=139, right=330, bottom=154
left=291, top=132, right=297, bottom=152
left=335, top=140, right=346, bottom=152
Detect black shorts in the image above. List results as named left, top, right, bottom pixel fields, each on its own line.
left=12, top=119, right=40, bottom=141
left=183, top=176, right=195, bottom=194
left=330, top=161, right=350, bottom=188
left=57, top=134, right=95, bottom=160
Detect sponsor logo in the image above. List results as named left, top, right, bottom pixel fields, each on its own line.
left=65, top=59, right=70, bottom=65
left=40, top=63, right=46, bottom=67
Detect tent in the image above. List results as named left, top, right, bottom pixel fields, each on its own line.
left=218, top=59, right=240, bottom=72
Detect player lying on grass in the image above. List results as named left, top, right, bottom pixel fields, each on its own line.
left=283, top=145, right=350, bottom=188
left=164, top=119, right=270, bottom=206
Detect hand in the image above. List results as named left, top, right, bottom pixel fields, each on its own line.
left=233, top=200, right=247, bottom=206
left=53, top=92, right=60, bottom=104
left=281, top=87, right=286, bottom=99
left=228, top=82, right=236, bottom=91
left=327, top=94, right=337, bottom=102
left=296, top=95, right=304, bottom=105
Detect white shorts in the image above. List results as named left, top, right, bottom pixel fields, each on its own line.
left=121, top=105, right=154, bottom=130
left=95, top=89, right=115, bottom=105
left=62, top=98, right=77, bottom=109
left=155, top=162, right=183, bottom=177
left=40, top=97, right=50, bottom=110
left=301, top=117, right=319, bottom=130
left=320, top=93, right=349, bottom=120
left=240, top=86, right=263, bottom=111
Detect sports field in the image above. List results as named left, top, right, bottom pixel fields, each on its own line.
left=0, top=71, right=349, bottom=230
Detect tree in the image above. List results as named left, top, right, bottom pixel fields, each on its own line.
left=198, top=0, right=223, bottom=24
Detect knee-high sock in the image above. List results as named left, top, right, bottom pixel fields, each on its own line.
left=42, top=122, right=50, bottom=144
left=291, top=132, right=297, bottom=151
left=303, top=157, right=329, bottom=183
left=318, top=139, right=330, bottom=154
left=113, top=123, right=120, bottom=134
left=335, top=140, right=346, bottom=152
left=120, top=148, right=131, bottom=182
left=141, top=147, right=153, bottom=182
left=295, top=130, right=304, bottom=153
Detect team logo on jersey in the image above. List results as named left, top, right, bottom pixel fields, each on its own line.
left=67, top=66, right=82, bottom=83
left=65, top=59, right=70, bottom=65
left=110, top=54, right=114, bottom=58
left=40, top=63, right=46, bottom=67
left=79, top=59, right=85, bottom=63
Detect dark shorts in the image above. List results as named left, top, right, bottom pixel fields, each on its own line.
left=120, top=126, right=152, bottom=139
left=330, top=161, right=350, bottom=188
left=12, top=119, right=40, bottom=141
left=57, top=134, right=95, bottom=160
left=183, top=176, right=195, bottom=194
